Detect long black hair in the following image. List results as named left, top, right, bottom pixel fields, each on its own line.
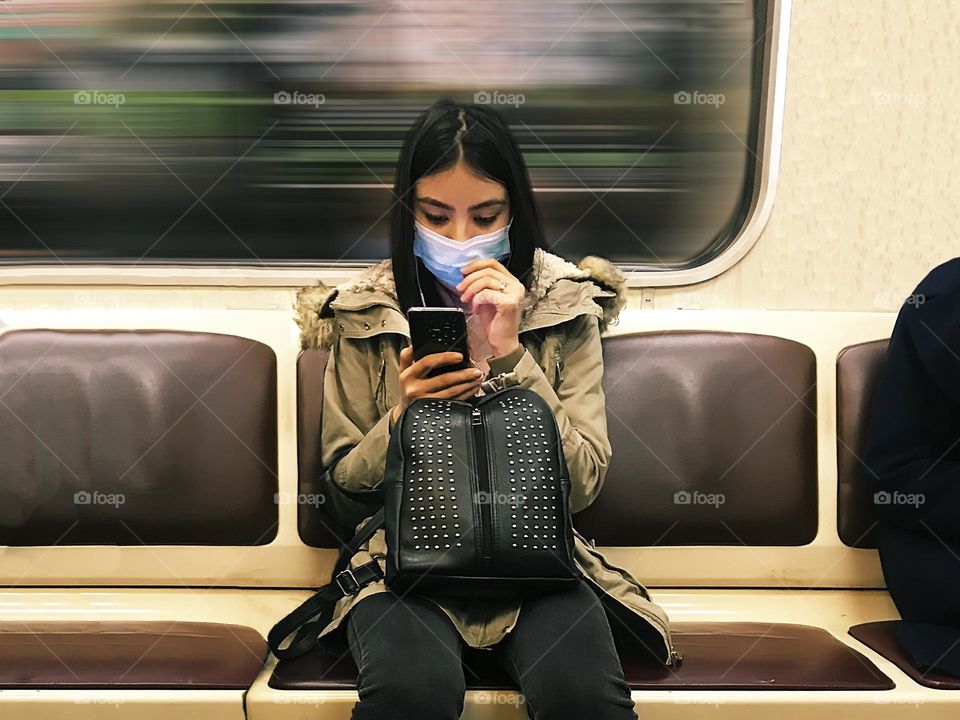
left=391, top=98, right=545, bottom=314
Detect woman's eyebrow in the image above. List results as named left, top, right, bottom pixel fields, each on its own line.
left=417, top=197, right=507, bottom=211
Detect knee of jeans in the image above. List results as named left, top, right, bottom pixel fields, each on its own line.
left=357, top=657, right=466, bottom=715
left=519, top=664, right=634, bottom=719
left=524, top=683, right=635, bottom=720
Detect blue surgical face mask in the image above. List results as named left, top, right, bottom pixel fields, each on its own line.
left=413, top=218, right=513, bottom=291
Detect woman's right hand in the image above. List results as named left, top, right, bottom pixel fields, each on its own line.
left=391, top=346, right=483, bottom=423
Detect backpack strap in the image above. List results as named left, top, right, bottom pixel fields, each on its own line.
left=268, top=508, right=386, bottom=660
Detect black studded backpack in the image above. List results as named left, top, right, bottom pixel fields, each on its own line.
left=383, top=385, right=580, bottom=597
left=268, top=386, right=580, bottom=660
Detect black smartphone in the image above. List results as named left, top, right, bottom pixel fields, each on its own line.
left=406, top=307, right=471, bottom=379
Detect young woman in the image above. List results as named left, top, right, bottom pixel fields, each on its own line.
left=295, top=98, right=679, bottom=719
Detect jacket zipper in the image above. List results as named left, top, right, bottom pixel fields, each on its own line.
left=552, top=338, right=565, bottom=391
left=471, top=406, right=494, bottom=567
left=375, top=356, right=386, bottom=411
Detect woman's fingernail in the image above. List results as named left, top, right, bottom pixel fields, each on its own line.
left=474, top=370, right=483, bottom=377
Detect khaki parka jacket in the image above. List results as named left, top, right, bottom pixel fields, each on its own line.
left=293, top=247, right=681, bottom=666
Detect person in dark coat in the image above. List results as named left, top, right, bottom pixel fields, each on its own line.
left=864, top=256, right=960, bottom=677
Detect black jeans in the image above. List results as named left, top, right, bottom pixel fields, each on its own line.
left=345, top=581, right=638, bottom=720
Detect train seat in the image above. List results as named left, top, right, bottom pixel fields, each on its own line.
left=3, top=313, right=959, bottom=719
left=0, top=329, right=279, bottom=719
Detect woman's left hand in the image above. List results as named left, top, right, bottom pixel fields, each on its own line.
left=456, top=258, right=524, bottom=357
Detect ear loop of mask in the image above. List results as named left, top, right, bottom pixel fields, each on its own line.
left=414, top=256, right=427, bottom=306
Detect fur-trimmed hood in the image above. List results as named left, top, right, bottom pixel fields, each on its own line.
left=294, top=247, right=627, bottom=351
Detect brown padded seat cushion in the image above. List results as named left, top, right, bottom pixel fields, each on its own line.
left=576, top=331, right=819, bottom=546
left=836, top=340, right=889, bottom=549
left=0, top=621, right=266, bottom=689
left=849, top=621, right=960, bottom=690
left=270, top=622, right=892, bottom=691
left=0, top=329, right=278, bottom=546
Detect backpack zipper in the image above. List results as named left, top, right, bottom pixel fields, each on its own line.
left=471, top=406, right=494, bottom=567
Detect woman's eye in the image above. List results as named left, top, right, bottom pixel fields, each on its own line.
left=474, top=215, right=499, bottom=226
left=424, top=213, right=447, bottom=225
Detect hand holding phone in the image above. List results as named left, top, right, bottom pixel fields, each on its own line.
left=391, top=307, right=482, bottom=422
left=392, top=347, right=484, bottom=422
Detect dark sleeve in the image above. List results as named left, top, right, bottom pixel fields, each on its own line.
left=863, top=279, right=960, bottom=538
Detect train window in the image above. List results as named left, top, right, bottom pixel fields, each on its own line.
left=0, top=0, right=785, bottom=277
